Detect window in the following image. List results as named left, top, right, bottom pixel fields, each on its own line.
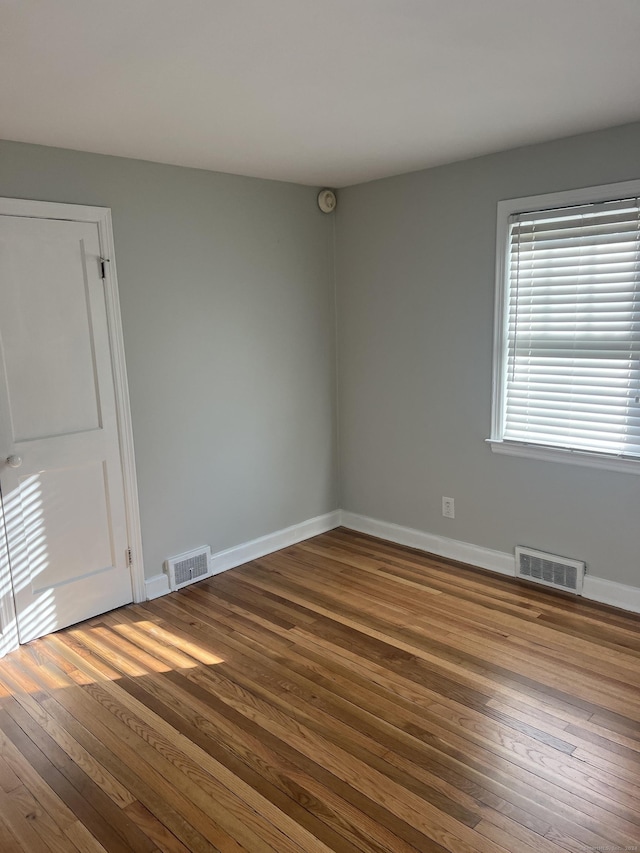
left=490, top=180, right=640, bottom=474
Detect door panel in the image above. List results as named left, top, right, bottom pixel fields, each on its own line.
left=0, top=227, right=102, bottom=441
left=0, top=214, right=133, bottom=643
left=26, top=462, right=115, bottom=592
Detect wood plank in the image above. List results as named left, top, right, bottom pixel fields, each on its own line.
left=44, top=631, right=327, bottom=853
left=0, top=813, right=23, bottom=853
left=0, top=785, right=55, bottom=853
left=5, top=785, right=83, bottom=853
left=159, top=584, right=636, bottom=846
left=0, top=708, right=151, bottom=853
left=0, top=529, right=639, bottom=853
left=151, top=580, right=633, bottom=850
left=0, top=658, right=135, bottom=809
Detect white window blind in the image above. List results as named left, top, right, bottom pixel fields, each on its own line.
left=503, top=197, right=640, bottom=459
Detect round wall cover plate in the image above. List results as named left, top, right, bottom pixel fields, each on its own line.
left=317, top=189, right=337, bottom=213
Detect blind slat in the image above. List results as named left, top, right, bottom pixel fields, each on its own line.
left=502, top=196, right=640, bottom=458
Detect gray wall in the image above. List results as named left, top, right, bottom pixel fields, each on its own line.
left=3, top=123, right=639, bottom=592
left=336, top=122, right=640, bottom=587
left=0, top=141, right=338, bottom=578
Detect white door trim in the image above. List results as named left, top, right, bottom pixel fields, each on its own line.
left=0, top=198, right=145, bottom=630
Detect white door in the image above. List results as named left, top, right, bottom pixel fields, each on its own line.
left=0, top=213, right=134, bottom=643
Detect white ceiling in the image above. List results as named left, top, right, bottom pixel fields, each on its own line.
left=2, top=0, right=640, bottom=187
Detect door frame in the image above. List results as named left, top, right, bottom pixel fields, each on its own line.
left=0, top=197, right=145, bottom=655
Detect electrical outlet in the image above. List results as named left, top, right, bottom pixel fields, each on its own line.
left=442, top=497, right=455, bottom=519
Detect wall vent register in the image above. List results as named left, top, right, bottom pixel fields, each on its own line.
left=515, top=546, right=584, bottom=595
left=165, top=546, right=212, bottom=590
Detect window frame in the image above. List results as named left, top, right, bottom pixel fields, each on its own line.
left=488, top=178, right=640, bottom=475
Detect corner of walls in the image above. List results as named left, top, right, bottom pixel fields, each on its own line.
left=144, top=509, right=341, bottom=600
left=331, top=122, right=640, bottom=604
left=145, top=506, right=640, bottom=615
left=330, top=208, right=342, bottom=511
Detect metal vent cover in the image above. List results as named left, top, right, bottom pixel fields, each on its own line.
left=165, top=546, right=212, bottom=591
left=515, top=546, right=584, bottom=595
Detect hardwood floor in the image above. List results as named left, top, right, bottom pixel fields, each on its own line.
left=0, top=527, right=639, bottom=852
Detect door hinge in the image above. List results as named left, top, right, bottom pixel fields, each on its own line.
left=100, top=257, right=110, bottom=279
left=127, top=547, right=133, bottom=567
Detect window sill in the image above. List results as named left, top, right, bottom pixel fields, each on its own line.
left=486, top=439, right=640, bottom=475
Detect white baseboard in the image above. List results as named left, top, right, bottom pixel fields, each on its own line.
left=144, top=510, right=342, bottom=601
left=144, top=572, right=171, bottom=600
left=144, top=508, right=640, bottom=615
left=340, top=510, right=640, bottom=615
left=210, top=510, right=342, bottom=574
left=340, top=511, right=515, bottom=576
left=582, top=575, right=640, bottom=615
